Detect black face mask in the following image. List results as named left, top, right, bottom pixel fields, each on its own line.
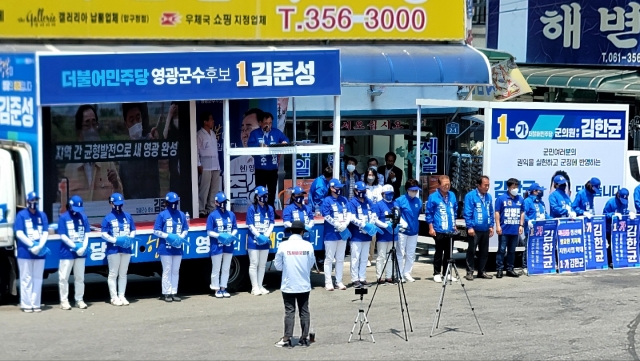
left=558, top=184, right=567, bottom=192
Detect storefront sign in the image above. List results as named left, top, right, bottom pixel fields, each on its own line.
left=38, top=49, right=341, bottom=105
left=420, top=137, right=438, bottom=174
left=487, top=0, right=640, bottom=66
left=0, top=0, right=465, bottom=41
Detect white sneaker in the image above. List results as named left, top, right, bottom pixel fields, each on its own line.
left=76, top=300, right=88, bottom=309
left=222, top=290, right=231, bottom=298
left=60, top=301, right=71, bottom=310
left=433, top=274, right=443, bottom=283
left=251, top=288, right=262, bottom=296
left=325, top=284, right=334, bottom=291
left=446, top=274, right=458, bottom=282
left=260, top=287, right=270, bottom=295
left=404, top=274, right=416, bottom=283
left=335, top=282, right=347, bottom=290
left=367, top=260, right=372, bottom=267
left=119, top=296, right=130, bottom=306
left=111, top=298, right=123, bottom=306
left=215, top=290, right=224, bottom=298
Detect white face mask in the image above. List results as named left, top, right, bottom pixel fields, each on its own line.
left=129, top=122, right=143, bottom=140
left=367, top=176, right=375, bottom=183
left=82, top=127, right=100, bottom=142
left=509, top=188, right=519, bottom=196
left=347, top=164, right=355, bottom=173
left=408, top=190, right=419, bottom=198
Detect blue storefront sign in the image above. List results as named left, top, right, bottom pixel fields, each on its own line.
left=38, top=49, right=342, bottom=105
left=487, top=0, right=640, bottom=66
left=584, top=216, right=609, bottom=270
left=420, top=137, right=438, bottom=174
left=527, top=219, right=557, bottom=275
left=611, top=215, right=640, bottom=269
left=556, top=219, right=586, bottom=273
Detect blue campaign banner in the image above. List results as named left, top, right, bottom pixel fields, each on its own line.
left=0, top=203, right=6, bottom=224
left=584, top=216, right=609, bottom=270
left=38, top=49, right=341, bottom=105
left=556, top=219, right=586, bottom=273
left=420, top=137, right=438, bottom=174
left=527, top=219, right=558, bottom=275
left=43, top=224, right=324, bottom=271
left=610, top=215, right=640, bottom=269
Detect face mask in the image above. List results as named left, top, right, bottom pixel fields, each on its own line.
left=367, top=176, right=375, bottom=183
left=168, top=202, right=178, bottom=210
left=293, top=196, right=304, bottom=204
left=28, top=202, right=38, bottom=210
left=509, top=188, right=518, bottom=196
left=71, top=210, right=77, bottom=216
left=216, top=201, right=227, bottom=210
left=408, top=190, right=418, bottom=198
left=384, top=193, right=394, bottom=202
left=129, top=122, right=143, bottom=140
left=537, top=191, right=544, bottom=199
left=587, top=186, right=597, bottom=194
left=114, top=205, right=122, bottom=212
left=356, top=190, right=366, bottom=199
left=258, top=195, right=268, bottom=204
left=334, top=188, right=342, bottom=196
left=558, top=184, right=567, bottom=192
left=347, top=165, right=355, bottom=173
left=82, top=127, right=100, bottom=142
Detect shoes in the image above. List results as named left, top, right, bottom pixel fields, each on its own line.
left=506, top=269, right=520, bottom=278
left=465, top=274, right=474, bottom=281
left=404, top=274, right=416, bottom=283
left=352, top=281, right=362, bottom=289
left=22, top=308, right=33, bottom=313
left=477, top=273, right=493, bottom=279
left=164, top=295, right=173, bottom=302
left=215, top=290, right=224, bottom=298
left=433, top=274, right=442, bottom=283
left=522, top=268, right=529, bottom=276
left=367, top=260, right=372, bottom=267
left=325, top=284, right=334, bottom=291
left=496, top=270, right=503, bottom=278
left=385, top=278, right=393, bottom=284
left=222, top=290, right=231, bottom=298
left=251, top=288, right=262, bottom=295
left=446, top=274, right=458, bottom=282
left=274, top=337, right=292, bottom=348
left=111, top=298, right=123, bottom=306
left=360, top=280, right=370, bottom=287
left=298, top=338, right=310, bottom=348
left=172, top=294, right=182, bottom=302
left=260, top=287, right=270, bottom=295
left=120, top=296, right=130, bottom=306
left=60, top=301, right=72, bottom=310
left=274, top=214, right=282, bottom=220
left=336, top=283, right=347, bottom=290
left=77, top=300, right=88, bottom=309
left=377, top=278, right=386, bottom=285
left=199, top=212, right=208, bottom=218
left=33, top=308, right=41, bottom=313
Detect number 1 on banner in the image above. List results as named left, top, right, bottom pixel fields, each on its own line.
left=497, top=114, right=509, bottom=144
left=236, top=61, right=248, bottom=87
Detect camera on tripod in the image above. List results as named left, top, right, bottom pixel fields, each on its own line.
left=385, top=206, right=401, bottom=226
left=354, top=288, right=368, bottom=295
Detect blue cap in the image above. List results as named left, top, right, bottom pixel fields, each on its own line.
left=26, top=191, right=40, bottom=202
left=110, top=193, right=124, bottom=206
left=292, top=186, right=307, bottom=195
left=354, top=181, right=367, bottom=191
left=553, top=175, right=567, bottom=185
left=590, top=177, right=601, bottom=189
left=618, top=188, right=629, bottom=205
left=255, top=186, right=268, bottom=196
left=68, top=195, right=84, bottom=212
left=165, top=192, right=180, bottom=203
left=328, top=178, right=344, bottom=188
left=527, top=183, right=546, bottom=192
left=408, top=186, right=421, bottom=191
left=215, top=192, right=228, bottom=203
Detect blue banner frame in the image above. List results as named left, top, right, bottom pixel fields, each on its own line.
left=527, top=219, right=557, bottom=275
left=584, top=216, right=609, bottom=270
left=556, top=219, right=586, bottom=273
left=611, top=215, right=640, bottom=269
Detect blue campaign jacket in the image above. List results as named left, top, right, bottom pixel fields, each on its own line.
left=634, top=184, right=640, bottom=213
left=495, top=193, right=525, bottom=236
left=206, top=208, right=238, bottom=255
left=14, top=209, right=49, bottom=260
left=57, top=211, right=90, bottom=260
left=321, top=195, right=351, bottom=241
left=524, top=196, right=551, bottom=233
left=347, top=197, right=377, bottom=242
left=247, top=128, right=289, bottom=171
left=463, top=189, right=494, bottom=232
left=376, top=200, right=399, bottom=242
left=549, top=189, right=572, bottom=218
left=308, top=176, right=329, bottom=212
left=246, top=203, right=275, bottom=250
left=603, top=197, right=629, bottom=233
left=396, top=194, right=422, bottom=236
left=101, top=210, right=136, bottom=255
left=426, top=191, right=458, bottom=234
left=154, top=208, right=189, bottom=256
left=572, top=188, right=595, bottom=216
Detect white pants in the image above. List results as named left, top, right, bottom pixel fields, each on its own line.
left=248, top=249, right=268, bottom=291
left=396, top=233, right=418, bottom=277
left=350, top=241, right=370, bottom=282
left=324, top=240, right=347, bottom=286
left=199, top=169, right=221, bottom=213
left=161, top=255, right=182, bottom=295
left=107, top=253, right=131, bottom=299
left=17, top=258, right=45, bottom=310
left=59, top=258, right=86, bottom=303
left=376, top=241, right=393, bottom=280
left=211, top=253, right=233, bottom=290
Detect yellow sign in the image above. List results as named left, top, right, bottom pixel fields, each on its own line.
left=0, top=0, right=465, bottom=41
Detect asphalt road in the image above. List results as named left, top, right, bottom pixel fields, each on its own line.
left=1, top=252, right=639, bottom=360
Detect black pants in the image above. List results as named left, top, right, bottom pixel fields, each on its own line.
left=282, top=291, right=310, bottom=340
left=606, top=232, right=612, bottom=267
left=433, top=233, right=453, bottom=275
left=255, top=169, right=278, bottom=209
left=466, top=231, right=489, bottom=274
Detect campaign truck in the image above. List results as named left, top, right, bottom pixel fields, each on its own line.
left=0, top=48, right=343, bottom=301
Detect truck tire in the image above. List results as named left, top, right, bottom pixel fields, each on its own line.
left=226, top=256, right=249, bottom=293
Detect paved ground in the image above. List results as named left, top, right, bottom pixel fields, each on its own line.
left=1, top=250, right=640, bottom=360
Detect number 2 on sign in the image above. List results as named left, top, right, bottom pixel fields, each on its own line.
left=497, top=114, right=509, bottom=144
left=236, top=61, right=248, bottom=87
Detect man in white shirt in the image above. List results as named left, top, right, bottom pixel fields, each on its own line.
left=197, top=112, right=221, bottom=217
left=273, top=220, right=315, bottom=348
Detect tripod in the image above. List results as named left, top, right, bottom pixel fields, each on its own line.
left=348, top=289, right=375, bottom=343
left=430, top=235, right=484, bottom=337
left=362, top=224, right=413, bottom=341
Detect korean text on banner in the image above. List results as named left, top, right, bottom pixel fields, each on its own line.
left=0, top=0, right=465, bottom=41
left=527, top=219, right=557, bottom=275
left=610, top=215, right=640, bottom=269
left=583, top=216, right=609, bottom=270
left=556, top=218, right=586, bottom=273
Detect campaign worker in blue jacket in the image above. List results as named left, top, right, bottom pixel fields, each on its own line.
left=14, top=191, right=49, bottom=313
left=494, top=178, right=525, bottom=278
left=426, top=175, right=458, bottom=283
left=321, top=178, right=351, bottom=291
left=634, top=183, right=640, bottom=213
left=396, top=178, right=424, bottom=283
left=374, top=184, right=406, bottom=284
left=283, top=186, right=315, bottom=240
left=57, top=195, right=90, bottom=310
left=246, top=186, right=275, bottom=296
left=549, top=174, right=575, bottom=218
left=463, top=175, right=494, bottom=281
left=522, top=183, right=551, bottom=274
left=101, top=193, right=136, bottom=307
left=153, top=192, right=189, bottom=302
left=247, top=112, right=289, bottom=212
left=572, top=177, right=601, bottom=216
left=603, top=188, right=632, bottom=267
left=309, top=166, right=333, bottom=214
left=207, top=192, right=238, bottom=299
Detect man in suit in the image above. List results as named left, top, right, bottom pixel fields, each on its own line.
left=378, top=152, right=403, bottom=199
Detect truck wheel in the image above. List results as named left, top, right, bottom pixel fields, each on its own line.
left=226, top=256, right=249, bottom=293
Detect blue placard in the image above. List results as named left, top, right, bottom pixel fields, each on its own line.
left=38, top=49, right=342, bottom=105
left=0, top=203, right=6, bottom=224
left=584, top=216, right=609, bottom=270
left=446, top=122, right=460, bottom=135
left=527, top=219, right=557, bottom=275
left=556, top=219, right=586, bottom=273
left=610, top=215, right=640, bottom=269
left=420, top=137, right=438, bottom=174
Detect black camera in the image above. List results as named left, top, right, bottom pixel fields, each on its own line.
left=355, top=288, right=368, bottom=295
left=385, top=206, right=401, bottom=226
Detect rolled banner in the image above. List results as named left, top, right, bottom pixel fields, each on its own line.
left=339, top=228, right=352, bottom=240
left=218, top=233, right=233, bottom=246
left=166, top=233, right=183, bottom=248
left=255, top=234, right=271, bottom=246
left=73, top=242, right=83, bottom=253
left=115, top=236, right=131, bottom=248
left=362, top=223, right=378, bottom=237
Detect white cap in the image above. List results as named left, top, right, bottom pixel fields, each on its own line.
left=381, top=184, right=394, bottom=194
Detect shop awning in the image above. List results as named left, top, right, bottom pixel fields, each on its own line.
left=476, top=48, right=514, bottom=63
left=519, top=66, right=637, bottom=90
left=339, top=44, right=491, bottom=86
left=594, top=72, right=640, bottom=94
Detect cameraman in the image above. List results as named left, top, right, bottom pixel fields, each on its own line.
left=395, top=179, right=422, bottom=283
left=462, top=176, right=494, bottom=281
left=426, top=175, right=458, bottom=283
